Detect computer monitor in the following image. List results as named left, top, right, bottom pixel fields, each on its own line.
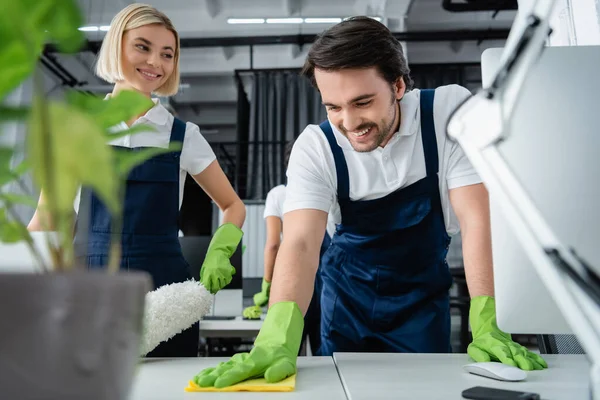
left=179, top=235, right=243, bottom=317
left=480, top=45, right=600, bottom=334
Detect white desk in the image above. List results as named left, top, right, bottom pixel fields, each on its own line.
left=129, top=356, right=347, bottom=400
left=333, top=353, right=590, bottom=400
left=199, top=316, right=263, bottom=338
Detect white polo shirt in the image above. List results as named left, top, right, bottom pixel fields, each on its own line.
left=283, top=84, right=481, bottom=235
left=264, top=184, right=336, bottom=237
left=74, top=98, right=216, bottom=212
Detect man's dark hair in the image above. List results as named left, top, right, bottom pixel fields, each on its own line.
left=301, top=16, right=414, bottom=91
left=284, top=139, right=295, bottom=170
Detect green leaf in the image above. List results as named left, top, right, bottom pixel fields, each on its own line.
left=115, top=143, right=182, bottom=178
left=0, top=193, right=37, bottom=208
left=0, top=41, right=37, bottom=101
left=0, top=2, right=46, bottom=99
left=66, top=90, right=155, bottom=130
left=0, top=147, right=17, bottom=186
left=0, top=208, right=27, bottom=243
left=0, top=220, right=26, bottom=243
left=0, top=147, right=27, bottom=187
left=0, top=106, right=29, bottom=122
left=28, top=98, right=120, bottom=215
left=0, top=147, right=12, bottom=167
left=0, top=0, right=84, bottom=99
left=42, top=0, right=85, bottom=53
left=12, top=159, right=30, bottom=176
left=104, top=124, right=158, bottom=142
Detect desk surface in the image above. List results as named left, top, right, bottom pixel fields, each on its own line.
left=129, top=356, right=346, bottom=400
left=199, top=316, right=263, bottom=337
left=200, top=315, right=263, bottom=330
left=333, top=353, right=590, bottom=400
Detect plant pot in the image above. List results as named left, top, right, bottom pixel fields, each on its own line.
left=0, top=271, right=151, bottom=400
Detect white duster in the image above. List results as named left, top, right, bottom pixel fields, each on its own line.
left=140, top=280, right=213, bottom=356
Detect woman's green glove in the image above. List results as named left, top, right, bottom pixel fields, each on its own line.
left=253, top=278, right=271, bottom=307
left=193, top=301, right=303, bottom=388
left=199, top=223, right=243, bottom=294
left=468, top=296, right=548, bottom=370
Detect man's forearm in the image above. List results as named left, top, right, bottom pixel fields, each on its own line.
left=461, top=220, right=495, bottom=298
left=269, top=240, right=319, bottom=315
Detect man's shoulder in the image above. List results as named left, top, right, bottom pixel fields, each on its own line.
left=434, top=84, right=472, bottom=105
left=292, top=123, right=332, bottom=155
left=298, top=123, right=328, bottom=142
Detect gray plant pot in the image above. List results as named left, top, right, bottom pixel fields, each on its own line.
left=0, top=271, right=151, bottom=400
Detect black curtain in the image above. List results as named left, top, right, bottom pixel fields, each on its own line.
left=235, top=76, right=251, bottom=198
left=410, top=63, right=482, bottom=93
left=245, top=71, right=325, bottom=200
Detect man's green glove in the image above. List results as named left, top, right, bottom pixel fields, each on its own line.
left=193, top=301, right=303, bottom=388
left=242, top=305, right=262, bottom=319
left=468, top=296, right=548, bottom=370
left=253, top=278, right=271, bottom=307
left=199, top=223, right=243, bottom=294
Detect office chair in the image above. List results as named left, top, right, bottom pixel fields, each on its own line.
left=537, top=334, right=585, bottom=354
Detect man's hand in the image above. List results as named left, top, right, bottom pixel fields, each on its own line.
left=468, top=296, right=548, bottom=370
left=199, top=223, right=243, bottom=294
left=193, top=302, right=303, bottom=388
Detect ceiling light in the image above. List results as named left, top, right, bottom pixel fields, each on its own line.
left=78, top=26, right=99, bottom=32
left=266, top=18, right=304, bottom=24
left=304, top=18, right=342, bottom=24
left=227, top=16, right=382, bottom=25
left=227, top=18, right=265, bottom=24
left=99, top=25, right=111, bottom=31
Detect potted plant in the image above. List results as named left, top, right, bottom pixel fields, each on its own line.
left=0, top=1, right=202, bottom=399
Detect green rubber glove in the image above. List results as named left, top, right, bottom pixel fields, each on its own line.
left=468, top=296, right=548, bottom=370
left=253, top=278, right=271, bottom=307
left=242, top=305, right=262, bottom=319
left=193, top=301, right=303, bottom=388
left=199, top=223, right=243, bottom=294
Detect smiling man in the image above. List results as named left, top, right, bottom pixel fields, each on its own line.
left=193, top=16, right=547, bottom=389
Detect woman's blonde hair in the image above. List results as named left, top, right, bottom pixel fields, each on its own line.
left=95, top=3, right=180, bottom=96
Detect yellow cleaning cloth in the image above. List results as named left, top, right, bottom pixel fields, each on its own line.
left=185, top=374, right=296, bottom=392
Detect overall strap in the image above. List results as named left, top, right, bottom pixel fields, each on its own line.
left=320, top=120, right=350, bottom=201
left=169, top=117, right=186, bottom=149
left=419, top=89, right=439, bottom=177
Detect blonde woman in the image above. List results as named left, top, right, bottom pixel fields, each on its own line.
left=28, top=3, right=246, bottom=357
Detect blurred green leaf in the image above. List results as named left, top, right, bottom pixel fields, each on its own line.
left=40, top=0, right=84, bottom=53
left=67, top=90, right=155, bottom=130
left=0, top=208, right=26, bottom=243
left=28, top=99, right=120, bottom=215
left=0, top=106, right=29, bottom=122
left=0, top=0, right=84, bottom=99
left=0, top=147, right=12, bottom=166
left=115, top=143, right=182, bottom=178
left=0, top=147, right=17, bottom=186
left=0, top=221, right=25, bottom=243
left=0, top=40, right=37, bottom=101
left=12, top=159, right=30, bottom=177
left=105, top=124, right=158, bottom=142
left=0, top=151, right=29, bottom=186
left=0, top=193, right=37, bottom=208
